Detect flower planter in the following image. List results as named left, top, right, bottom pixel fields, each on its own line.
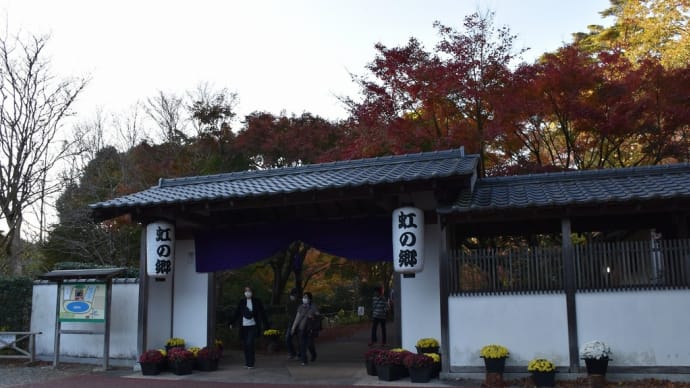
left=408, top=366, right=434, bottom=383
left=170, top=359, right=194, bottom=375
left=584, top=357, right=609, bottom=376
left=482, top=357, right=506, bottom=373
left=139, top=362, right=161, bottom=376
left=376, top=364, right=406, bottom=381
left=531, top=371, right=556, bottom=388
left=365, top=359, right=377, bottom=376
left=197, top=358, right=219, bottom=371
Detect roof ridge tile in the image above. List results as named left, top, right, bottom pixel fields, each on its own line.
left=159, top=148, right=472, bottom=188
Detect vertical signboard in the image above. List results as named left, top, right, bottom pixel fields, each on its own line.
left=146, top=221, right=175, bottom=277
left=392, top=206, right=425, bottom=274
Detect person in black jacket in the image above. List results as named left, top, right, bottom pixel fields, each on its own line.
left=291, top=291, right=319, bottom=366
left=229, top=286, right=270, bottom=368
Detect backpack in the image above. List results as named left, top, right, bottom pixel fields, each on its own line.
left=307, top=315, right=324, bottom=337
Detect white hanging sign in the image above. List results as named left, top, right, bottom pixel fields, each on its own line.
left=392, top=206, right=424, bottom=274
left=146, top=221, right=175, bottom=277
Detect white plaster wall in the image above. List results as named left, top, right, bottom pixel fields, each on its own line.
left=30, top=281, right=139, bottom=359
left=145, top=239, right=208, bottom=349
left=146, top=265, right=173, bottom=349
left=171, top=239, right=208, bottom=349
left=448, top=293, right=569, bottom=368
left=400, top=223, right=442, bottom=351
left=577, top=290, right=690, bottom=366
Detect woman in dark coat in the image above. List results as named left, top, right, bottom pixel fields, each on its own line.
left=230, top=286, right=270, bottom=368
left=290, top=291, right=319, bottom=366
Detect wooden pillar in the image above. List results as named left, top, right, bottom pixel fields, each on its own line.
left=438, top=217, right=451, bottom=375
left=137, top=228, right=148, bottom=356
left=206, top=273, right=216, bottom=347
left=52, top=280, right=62, bottom=368
left=562, top=217, right=579, bottom=372
left=103, top=279, right=113, bottom=370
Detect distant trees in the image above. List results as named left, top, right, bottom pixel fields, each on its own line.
left=0, top=33, right=87, bottom=275
left=235, top=111, right=344, bottom=168
left=15, top=1, right=690, bottom=278
left=490, top=44, right=690, bottom=173
left=344, top=5, right=690, bottom=175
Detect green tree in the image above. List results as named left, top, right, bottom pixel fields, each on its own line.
left=577, top=0, right=690, bottom=69
left=42, top=146, right=139, bottom=270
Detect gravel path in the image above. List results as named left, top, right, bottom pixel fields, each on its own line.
left=0, top=360, right=121, bottom=387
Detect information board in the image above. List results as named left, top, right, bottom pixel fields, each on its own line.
left=59, top=283, right=106, bottom=322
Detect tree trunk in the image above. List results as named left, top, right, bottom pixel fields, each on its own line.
left=8, top=214, right=23, bottom=276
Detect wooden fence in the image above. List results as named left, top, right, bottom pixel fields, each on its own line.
left=449, top=239, right=690, bottom=295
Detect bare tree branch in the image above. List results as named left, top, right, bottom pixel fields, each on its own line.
left=0, top=32, right=88, bottom=275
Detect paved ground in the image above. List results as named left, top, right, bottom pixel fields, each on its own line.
left=1, top=322, right=481, bottom=388
left=4, top=323, right=690, bottom=387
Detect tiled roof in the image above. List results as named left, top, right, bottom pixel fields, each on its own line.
left=90, top=148, right=478, bottom=211
left=439, top=163, right=690, bottom=214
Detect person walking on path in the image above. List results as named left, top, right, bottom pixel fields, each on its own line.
left=369, top=286, right=389, bottom=347
left=285, top=288, right=301, bottom=359
left=229, top=286, right=270, bottom=369
left=291, top=291, right=319, bottom=366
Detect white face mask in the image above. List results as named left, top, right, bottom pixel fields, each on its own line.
left=244, top=291, right=252, bottom=298
left=289, top=295, right=295, bottom=301
left=302, top=297, right=309, bottom=304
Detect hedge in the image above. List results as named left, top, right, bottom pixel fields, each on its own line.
left=0, top=276, right=33, bottom=331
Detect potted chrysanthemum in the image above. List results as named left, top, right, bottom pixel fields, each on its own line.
left=167, top=347, right=194, bottom=375
left=581, top=340, right=612, bottom=376
left=374, top=348, right=413, bottom=381
left=263, top=329, right=282, bottom=353
left=196, top=345, right=222, bottom=371
left=364, top=347, right=384, bottom=376
left=165, top=337, right=185, bottom=353
left=415, top=337, right=440, bottom=354
left=480, top=344, right=509, bottom=374
left=403, top=353, right=435, bottom=383
left=138, top=349, right=165, bottom=375
left=527, top=358, right=556, bottom=387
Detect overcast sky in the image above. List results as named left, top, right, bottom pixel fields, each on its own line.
left=0, top=0, right=612, bottom=125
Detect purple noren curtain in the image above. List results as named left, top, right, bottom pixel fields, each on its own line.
left=194, top=217, right=392, bottom=272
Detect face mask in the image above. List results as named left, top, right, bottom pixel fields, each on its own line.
left=244, top=291, right=252, bottom=298
left=302, top=297, right=309, bottom=304
left=289, top=295, right=295, bottom=301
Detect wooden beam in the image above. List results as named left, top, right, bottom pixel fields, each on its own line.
left=561, top=217, right=579, bottom=372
